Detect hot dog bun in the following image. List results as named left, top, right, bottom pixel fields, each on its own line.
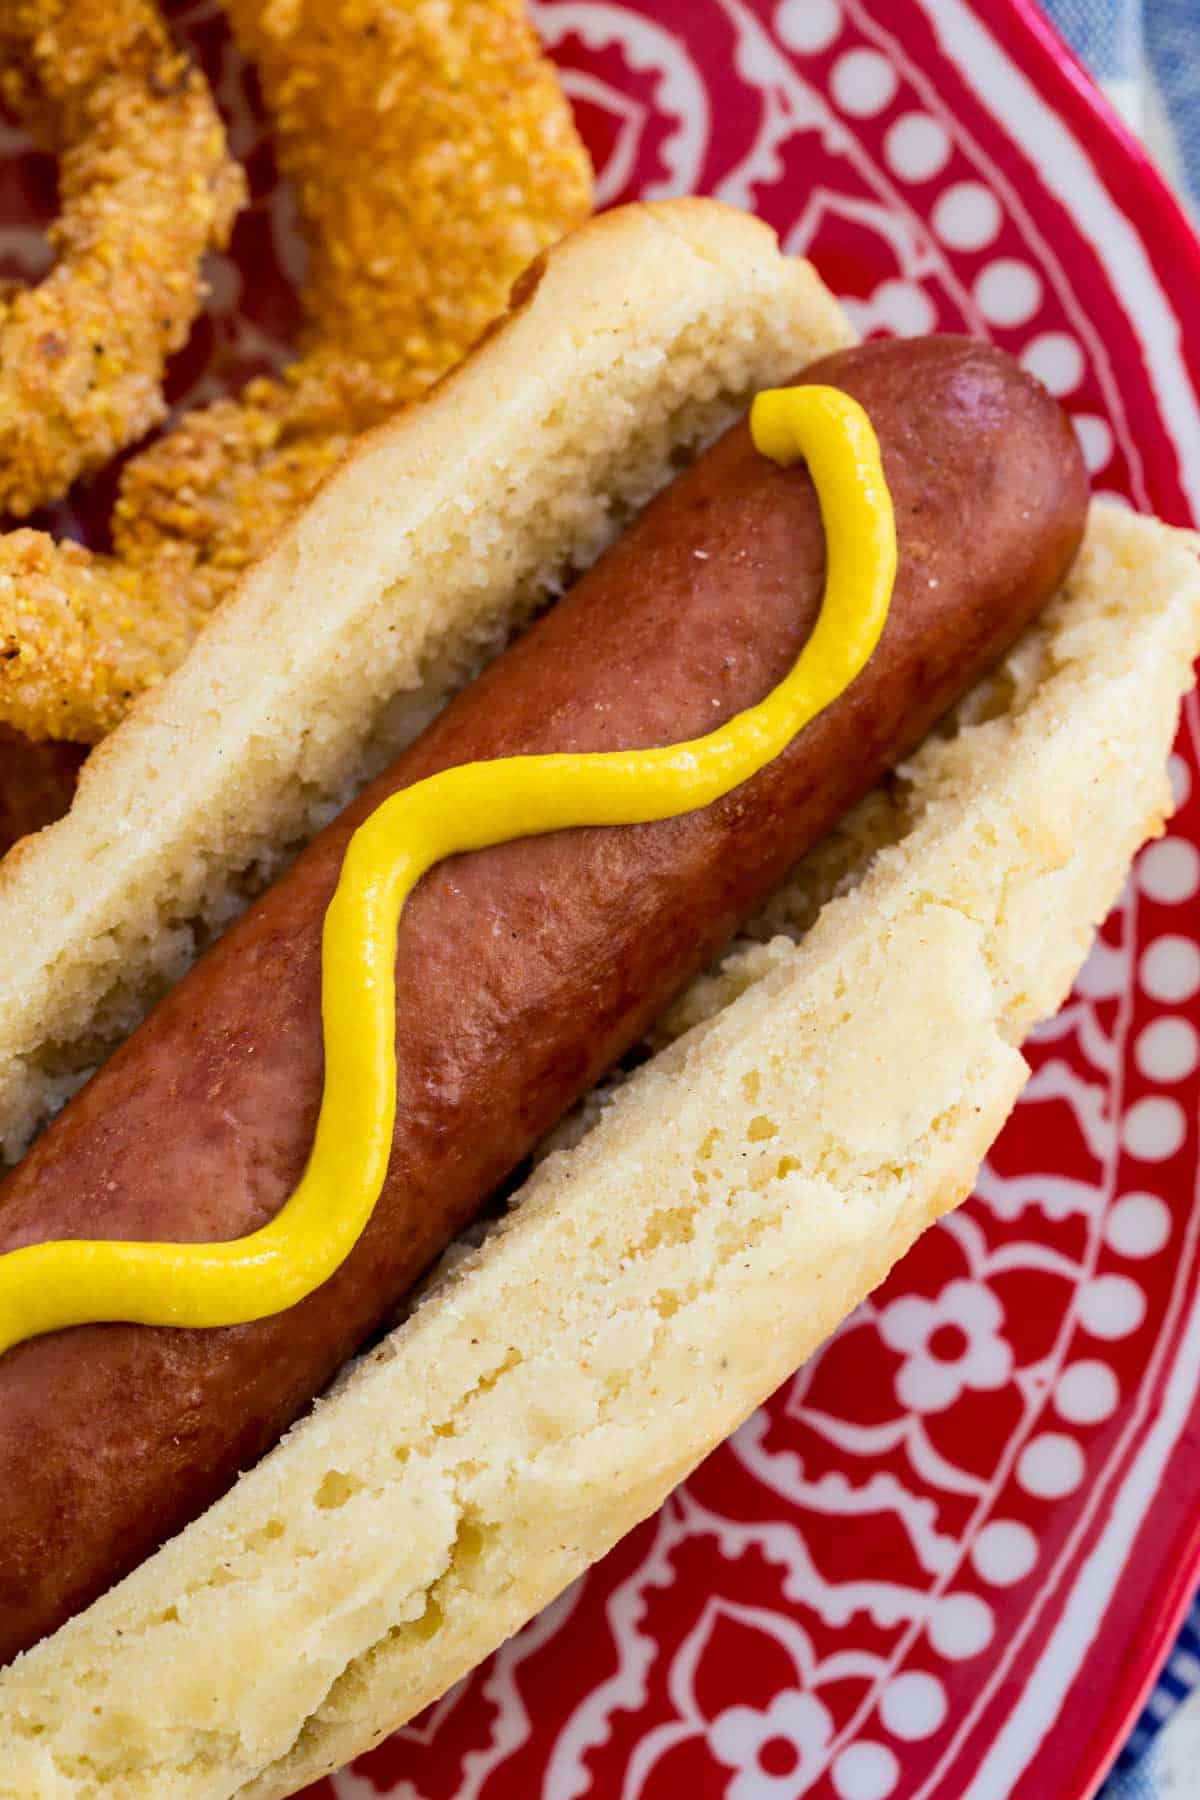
left=0, top=198, right=853, bottom=1162
left=0, top=202, right=1197, bottom=1797
left=0, top=335, right=1089, bottom=1669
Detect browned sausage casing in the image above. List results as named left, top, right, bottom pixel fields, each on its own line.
left=0, top=338, right=1087, bottom=1665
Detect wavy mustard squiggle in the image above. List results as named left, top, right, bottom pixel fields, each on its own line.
left=0, top=385, right=897, bottom=1356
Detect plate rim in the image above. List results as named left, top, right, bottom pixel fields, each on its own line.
left=927, top=3, right=1200, bottom=1792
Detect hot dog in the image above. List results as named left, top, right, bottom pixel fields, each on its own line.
left=0, top=333, right=1087, bottom=1666
left=0, top=200, right=1196, bottom=1800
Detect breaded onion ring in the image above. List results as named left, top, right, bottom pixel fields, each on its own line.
left=0, top=0, right=591, bottom=752
left=0, top=0, right=244, bottom=515
left=111, top=0, right=595, bottom=602
left=0, top=528, right=197, bottom=743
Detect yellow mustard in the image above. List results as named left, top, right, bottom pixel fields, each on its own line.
left=0, top=386, right=897, bottom=1356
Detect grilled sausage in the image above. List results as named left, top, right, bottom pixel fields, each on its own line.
left=0, top=337, right=1087, bottom=1664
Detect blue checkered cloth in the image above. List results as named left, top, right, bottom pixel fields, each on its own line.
left=1037, top=8, right=1200, bottom=1789
left=1102, top=1605, right=1200, bottom=1794
left=1043, top=0, right=1199, bottom=210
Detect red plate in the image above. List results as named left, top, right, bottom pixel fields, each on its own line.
left=5, top=3, right=1200, bottom=1795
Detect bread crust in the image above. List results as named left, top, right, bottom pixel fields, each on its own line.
left=0, top=201, right=1196, bottom=1798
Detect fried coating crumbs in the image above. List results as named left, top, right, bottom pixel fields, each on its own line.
left=0, top=0, right=593, bottom=757
left=0, top=0, right=243, bottom=515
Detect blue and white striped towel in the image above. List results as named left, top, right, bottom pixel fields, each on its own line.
left=1039, top=5, right=1199, bottom=1791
